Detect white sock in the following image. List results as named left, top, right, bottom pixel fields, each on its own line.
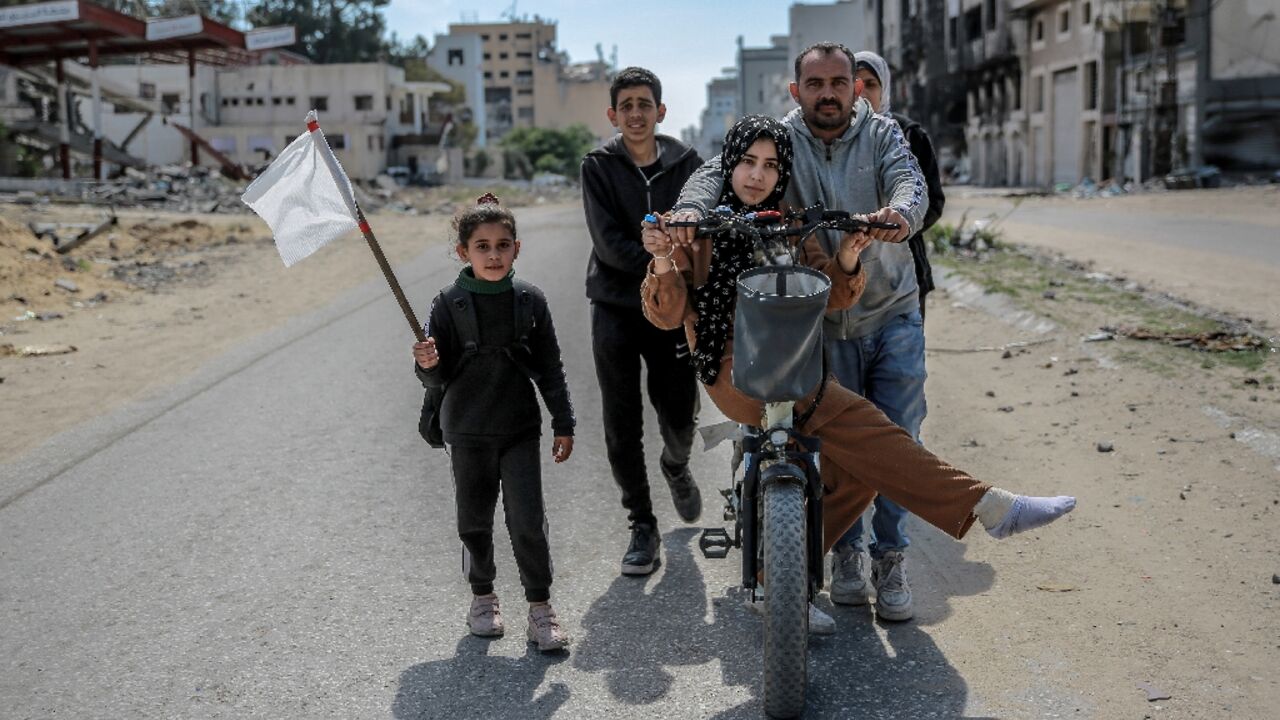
left=975, top=487, right=1076, bottom=539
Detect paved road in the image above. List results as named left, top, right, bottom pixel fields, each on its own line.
left=3, top=204, right=1014, bottom=718
left=944, top=187, right=1280, bottom=325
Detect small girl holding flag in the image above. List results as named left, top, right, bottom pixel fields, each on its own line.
left=414, top=193, right=575, bottom=652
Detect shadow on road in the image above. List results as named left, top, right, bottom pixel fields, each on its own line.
left=391, top=634, right=570, bottom=720
left=574, top=528, right=997, bottom=718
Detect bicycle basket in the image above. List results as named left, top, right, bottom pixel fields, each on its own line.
left=732, top=265, right=831, bottom=402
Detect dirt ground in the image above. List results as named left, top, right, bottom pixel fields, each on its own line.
left=2, top=187, right=1278, bottom=716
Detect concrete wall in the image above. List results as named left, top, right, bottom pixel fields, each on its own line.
left=427, top=33, right=486, bottom=147
left=790, top=0, right=874, bottom=60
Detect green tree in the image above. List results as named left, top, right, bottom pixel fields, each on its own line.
left=498, top=125, right=595, bottom=180
left=246, top=0, right=391, bottom=63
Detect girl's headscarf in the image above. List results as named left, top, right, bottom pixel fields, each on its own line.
left=691, top=115, right=794, bottom=385
left=854, top=50, right=892, bottom=116
left=715, top=114, right=793, bottom=212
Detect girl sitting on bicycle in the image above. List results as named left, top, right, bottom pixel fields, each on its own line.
left=640, top=115, right=1074, bottom=604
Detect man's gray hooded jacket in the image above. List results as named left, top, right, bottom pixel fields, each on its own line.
left=674, top=99, right=928, bottom=339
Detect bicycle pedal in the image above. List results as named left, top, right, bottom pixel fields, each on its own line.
left=699, top=528, right=732, bottom=559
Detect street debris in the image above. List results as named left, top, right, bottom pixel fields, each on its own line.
left=28, top=212, right=118, bottom=254
left=1097, top=442, right=1115, bottom=453
left=928, top=338, right=1053, bottom=354
left=1109, top=326, right=1266, bottom=352
left=0, top=343, right=77, bottom=357
left=1084, top=331, right=1115, bottom=342
left=1036, top=583, right=1077, bottom=592
left=1137, top=682, right=1172, bottom=702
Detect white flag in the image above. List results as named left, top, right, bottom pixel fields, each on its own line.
left=241, top=111, right=361, bottom=267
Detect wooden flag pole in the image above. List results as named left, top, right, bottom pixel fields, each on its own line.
left=306, top=112, right=424, bottom=343
left=354, top=207, right=425, bottom=343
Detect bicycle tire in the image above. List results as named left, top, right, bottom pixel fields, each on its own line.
left=762, top=479, right=808, bottom=718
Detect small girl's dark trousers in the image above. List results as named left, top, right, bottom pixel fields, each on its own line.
left=450, top=436, right=552, bottom=602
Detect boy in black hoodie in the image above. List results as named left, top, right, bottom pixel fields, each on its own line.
left=580, top=67, right=704, bottom=576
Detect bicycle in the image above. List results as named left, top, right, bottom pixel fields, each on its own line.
left=647, top=205, right=898, bottom=718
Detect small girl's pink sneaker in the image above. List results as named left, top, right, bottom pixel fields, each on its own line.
left=526, top=602, right=569, bottom=652
left=467, top=593, right=504, bottom=637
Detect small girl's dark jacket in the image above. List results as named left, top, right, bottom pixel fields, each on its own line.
left=415, top=281, right=575, bottom=448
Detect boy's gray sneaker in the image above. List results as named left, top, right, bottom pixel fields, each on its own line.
left=660, top=460, right=702, bottom=523
left=830, top=547, right=870, bottom=606
left=467, top=593, right=504, bottom=637
left=527, top=602, right=570, bottom=652
left=620, top=522, right=661, bottom=575
left=870, top=551, right=913, bottom=621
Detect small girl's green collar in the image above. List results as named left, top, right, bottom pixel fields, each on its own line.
left=456, top=266, right=514, bottom=294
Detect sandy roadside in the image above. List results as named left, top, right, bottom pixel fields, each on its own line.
left=0, top=207, right=452, bottom=464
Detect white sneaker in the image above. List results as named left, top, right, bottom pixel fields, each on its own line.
left=830, top=548, right=870, bottom=606
left=744, top=593, right=836, bottom=636
left=870, top=551, right=914, bottom=621
left=808, top=603, right=837, bottom=635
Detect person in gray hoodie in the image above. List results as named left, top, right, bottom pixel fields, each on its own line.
left=670, top=42, right=929, bottom=622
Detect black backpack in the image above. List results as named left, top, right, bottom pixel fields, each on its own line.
left=418, top=281, right=539, bottom=448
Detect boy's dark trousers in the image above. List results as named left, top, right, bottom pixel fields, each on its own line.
left=590, top=301, right=699, bottom=528
left=450, top=437, right=552, bottom=603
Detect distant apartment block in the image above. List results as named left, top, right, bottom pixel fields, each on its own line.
left=439, top=18, right=614, bottom=143
left=97, top=62, right=448, bottom=179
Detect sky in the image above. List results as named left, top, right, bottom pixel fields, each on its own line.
left=384, top=0, right=794, bottom=136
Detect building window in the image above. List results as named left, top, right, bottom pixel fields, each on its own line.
left=231, top=97, right=240, bottom=106
left=1083, top=2, right=1092, bottom=25
left=484, top=52, right=492, bottom=60
left=286, top=96, right=295, bottom=105
left=480, top=34, right=490, bottom=41
left=256, top=97, right=265, bottom=106
left=368, top=134, right=374, bottom=151
left=354, top=94, right=373, bottom=111
left=484, top=71, right=493, bottom=79
left=386, top=95, right=392, bottom=110
left=1034, top=17, right=1045, bottom=42
left=517, top=88, right=533, bottom=95
left=499, top=52, right=508, bottom=60
left=311, top=95, right=328, bottom=111
left=517, top=51, right=532, bottom=59
left=500, top=70, right=509, bottom=78
left=948, top=16, right=957, bottom=47
left=1012, top=76, right=1022, bottom=110
left=516, top=32, right=531, bottom=39
left=1058, top=6, right=1070, bottom=34
left=499, top=33, right=508, bottom=41
left=448, top=48, right=464, bottom=65
left=272, top=97, right=282, bottom=106
left=378, top=135, right=384, bottom=150
left=517, top=106, right=533, bottom=119
left=1085, top=61, right=1098, bottom=110
left=329, top=133, right=347, bottom=150
left=985, top=0, right=995, bottom=31
left=1033, top=75, right=1044, bottom=112
left=221, top=98, right=229, bottom=107
left=139, top=82, right=156, bottom=99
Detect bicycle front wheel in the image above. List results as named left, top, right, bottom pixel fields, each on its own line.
left=762, top=479, right=808, bottom=718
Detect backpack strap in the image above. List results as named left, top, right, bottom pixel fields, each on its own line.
left=440, top=283, right=482, bottom=361
left=512, top=279, right=537, bottom=349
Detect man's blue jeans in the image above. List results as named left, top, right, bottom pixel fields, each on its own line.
left=827, top=310, right=927, bottom=559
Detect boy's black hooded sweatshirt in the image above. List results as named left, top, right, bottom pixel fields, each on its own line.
left=581, top=134, right=701, bottom=309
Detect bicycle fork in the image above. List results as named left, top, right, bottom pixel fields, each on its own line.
left=698, top=402, right=826, bottom=598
